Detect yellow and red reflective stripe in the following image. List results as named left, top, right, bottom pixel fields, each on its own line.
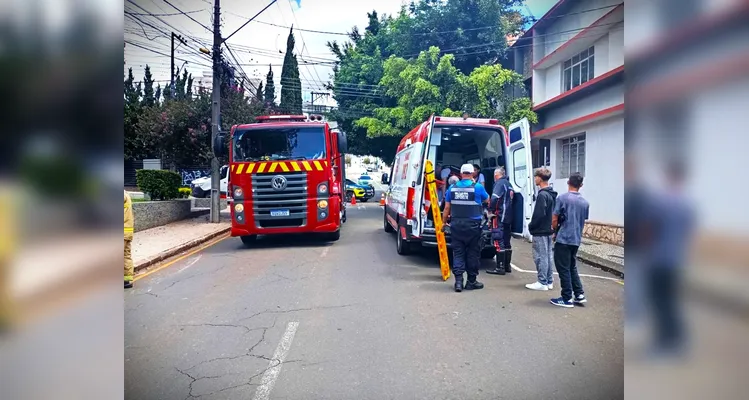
left=301, top=161, right=312, bottom=171
left=279, top=162, right=290, bottom=172
left=291, top=161, right=301, bottom=172
left=313, top=161, right=323, bottom=171
left=246, top=163, right=255, bottom=173
left=257, top=162, right=267, bottom=173
left=236, top=163, right=245, bottom=174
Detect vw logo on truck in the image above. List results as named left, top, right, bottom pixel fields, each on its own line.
left=271, top=175, right=288, bottom=191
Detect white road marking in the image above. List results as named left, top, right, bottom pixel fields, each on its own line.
left=320, top=247, right=329, bottom=258
left=176, top=255, right=202, bottom=273
left=252, top=321, right=300, bottom=400
left=510, top=263, right=624, bottom=283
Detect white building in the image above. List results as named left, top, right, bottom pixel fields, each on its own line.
left=507, top=0, right=624, bottom=244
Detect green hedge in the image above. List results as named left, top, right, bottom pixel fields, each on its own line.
left=136, top=169, right=182, bottom=200
left=178, top=187, right=192, bottom=198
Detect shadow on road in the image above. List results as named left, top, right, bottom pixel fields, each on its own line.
left=229, top=234, right=336, bottom=250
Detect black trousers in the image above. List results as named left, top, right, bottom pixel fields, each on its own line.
left=648, top=266, right=684, bottom=349
left=553, top=243, right=584, bottom=300
left=451, top=218, right=481, bottom=281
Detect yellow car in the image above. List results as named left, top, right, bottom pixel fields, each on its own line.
left=345, top=179, right=374, bottom=202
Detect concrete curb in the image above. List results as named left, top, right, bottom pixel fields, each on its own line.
left=134, top=227, right=231, bottom=273
left=577, top=250, right=624, bottom=278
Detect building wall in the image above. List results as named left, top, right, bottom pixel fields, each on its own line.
left=539, top=0, right=623, bottom=58
left=544, top=115, right=624, bottom=226
left=543, top=83, right=624, bottom=127
left=534, top=30, right=624, bottom=104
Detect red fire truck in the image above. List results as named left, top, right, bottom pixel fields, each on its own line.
left=214, top=114, right=348, bottom=245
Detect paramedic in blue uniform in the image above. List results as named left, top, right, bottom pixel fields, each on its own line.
left=442, top=164, right=489, bottom=292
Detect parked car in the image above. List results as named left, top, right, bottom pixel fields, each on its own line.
left=345, top=179, right=374, bottom=202
left=357, top=174, right=374, bottom=188
left=191, top=165, right=228, bottom=198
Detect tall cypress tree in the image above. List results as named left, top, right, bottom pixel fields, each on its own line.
left=141, top=65, right=155, bottom=107
left=256, top=81, right=264, bottom=103
left=280, top=27, right=302, bottom=114
left=264, top=65, right=276, bottom=107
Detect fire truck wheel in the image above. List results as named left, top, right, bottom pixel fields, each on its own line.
left=384, top=212, right=395, bottom=233
left=240, top=235, right=257, bottom=246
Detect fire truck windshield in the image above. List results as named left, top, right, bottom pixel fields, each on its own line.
left=233, top=127, right=327, bottom=162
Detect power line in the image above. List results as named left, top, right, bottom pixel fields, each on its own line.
left=218, top=3, right=621, bottom=38
left=162, top=0, right=212, bottom=33
left=223, top=0, right=278, bottom=43
left=126, top=8, right=204, bottom=17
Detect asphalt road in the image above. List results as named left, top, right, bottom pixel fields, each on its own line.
left=125, top=200, right=624, bottom=400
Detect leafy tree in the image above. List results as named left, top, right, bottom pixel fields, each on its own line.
left=345, top=154, right=352, bottom=166
left=363, top=156, right=371, bottom=164
left=280, top=28, right=302, bottom=114
left=264, top=65, right=276, bottom=107
left=125, top=68, right=146, bottom=161
left=354, top=47, right=533, bottom=138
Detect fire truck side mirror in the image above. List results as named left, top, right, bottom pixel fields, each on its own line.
left=336, top=131, right=348, bottom=153
left=213, top=132, right=227, bottom=157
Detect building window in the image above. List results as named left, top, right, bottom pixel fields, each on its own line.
left=558, top=133, right=586, bottom=179
left=562, top=47, right=595, bottom=92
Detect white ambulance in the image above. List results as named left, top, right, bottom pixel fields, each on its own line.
left=382, top=116, right=534, bottom=256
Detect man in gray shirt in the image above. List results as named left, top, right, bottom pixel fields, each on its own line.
left=550, top=172, right=590, bottom=308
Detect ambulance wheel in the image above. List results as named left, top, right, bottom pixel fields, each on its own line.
left=345, top=191, right=354, bottom=202
left=240, top=235, right=257, bottom=246
left=396, top=229, right=411, bottom=255
left=481, top=248, right=497, bottom=259
left=384, top=212, right=395, bottom=233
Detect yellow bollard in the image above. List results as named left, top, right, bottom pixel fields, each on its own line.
left=424, top=160, right=450, bottom=281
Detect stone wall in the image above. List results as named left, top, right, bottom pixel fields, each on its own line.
left=192, top=198, right=228, bottom=209
left=132, top=199, right=192, bottom=232
left=583, top=221, right=624, bottom=246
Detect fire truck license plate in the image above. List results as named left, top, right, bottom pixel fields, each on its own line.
left=270, top=209, right=290, bottom=217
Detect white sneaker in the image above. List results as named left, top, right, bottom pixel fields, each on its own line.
left=525, top=282, right=549, bottom=291
left=547, top=283, right=554, bottom=290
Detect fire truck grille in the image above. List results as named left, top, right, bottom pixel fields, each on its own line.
left=251, top=172, right=308, bottom=228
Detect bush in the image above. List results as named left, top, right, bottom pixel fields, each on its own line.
left=178, top=187, right=192, bottom=198
left=136, top=169, right=182, bottom=200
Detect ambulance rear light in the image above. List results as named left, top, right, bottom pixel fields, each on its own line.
left=435, top=116, right=500, bottom=125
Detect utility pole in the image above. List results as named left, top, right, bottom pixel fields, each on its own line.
left=210, top=0, right=222, bottom=223
left=171, top=32, right=187, bottom=96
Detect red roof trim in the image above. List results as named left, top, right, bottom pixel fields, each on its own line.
left=533, top=66, right=624, bottom=111
left=532, top=3, right=623, bottom=70
left=532, top=103, right=624, bottom=138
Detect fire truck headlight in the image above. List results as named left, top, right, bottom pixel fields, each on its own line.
left=234, top=187, right=243, bottom=198
left=318, top=184, right=328, bottom=194
left=318, top=200, right=328, bottom=209
left=234, top=203, right=244, bottom=213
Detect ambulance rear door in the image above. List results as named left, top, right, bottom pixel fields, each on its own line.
left=506, top=118, right=534, bottom=240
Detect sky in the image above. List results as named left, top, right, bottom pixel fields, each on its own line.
left=124, top=0, right=556, bottom=105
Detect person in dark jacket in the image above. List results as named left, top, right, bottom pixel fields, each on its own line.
left=525, top=167, right=558, bottom=291
left=487, top=167, right=514, bottom=275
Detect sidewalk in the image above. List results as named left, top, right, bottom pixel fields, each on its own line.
left=578, top=238, right=624, bottom=277
left=132, top=209, right=231, bottom=272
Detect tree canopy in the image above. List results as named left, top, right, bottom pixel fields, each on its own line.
left=124, top=65, right=264, bottom=167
